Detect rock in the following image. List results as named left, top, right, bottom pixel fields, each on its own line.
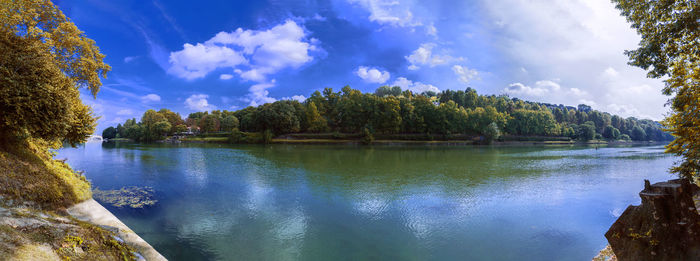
left=605, top=179, right=700, bottom=261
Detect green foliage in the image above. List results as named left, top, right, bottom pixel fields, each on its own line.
left=220, top=115, right=240, bottom=132
left=107, top=87, right=671, bottom=144
left=262, top=129, right=274, bottom=144
left=101, top=127, right=117, bottom=139
left=602, top=126, right=621, bottom=140
left=306, top=102, right=328, bottom=133
left=631, top=126, right=647, bottom=141
left=578, top=123, right=596, bottom=141
left=482, top=122, right=501, bottom=144
left=362, top=127, right=374, bottom=145
left=375, top=86, right=403, bottom=97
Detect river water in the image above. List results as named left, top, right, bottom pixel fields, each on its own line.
left=58, top=143, right=675, bottom=260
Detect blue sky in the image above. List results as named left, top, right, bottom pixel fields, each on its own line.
left=54, top=0, right=669, bottom=133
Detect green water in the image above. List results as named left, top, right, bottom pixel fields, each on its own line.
left=58, top=143, right=675, bottom=260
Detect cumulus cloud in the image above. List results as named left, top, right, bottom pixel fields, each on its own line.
left=245, top=82, right=277, bottom=107
left=405, top=43, right=457, bottom=70
left=347, top=0, right=420, bottom=27
left=452, top=65, right=478, bottom=84
left=168, top=20, right=322, bottom=108
left=503, top=80, right=587, bottom=105
left=282, top=95, right=307, bottom=102
left=355, top=66, right=390, bottom=83
left=169, top=20, right=319, bottom=81
left=141, top=94, right=161, bottom=103
left=391, top=77, right=439, bottom=94
left=185, top=94, right=216, bottom=111
left=168, top=43, right=246, bottom=80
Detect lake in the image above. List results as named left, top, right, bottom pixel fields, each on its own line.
left=57, top=143, right=675, bottom=260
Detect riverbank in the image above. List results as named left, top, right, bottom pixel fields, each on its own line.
left=176, top=135, right=660, bottom=146
left=0, top=142, right=165, bottom=260
left=0, top=197, right=147, bottom=260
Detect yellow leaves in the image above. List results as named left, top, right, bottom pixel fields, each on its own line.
left=1, top=0, right=110, bottom=96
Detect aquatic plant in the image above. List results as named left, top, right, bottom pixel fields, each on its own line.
left=92, top=187, right=157, bottom=209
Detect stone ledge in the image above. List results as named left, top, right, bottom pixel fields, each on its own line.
left=67, top=199, right=167, bottom=261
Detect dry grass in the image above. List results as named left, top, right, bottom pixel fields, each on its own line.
left=0, top=139, right=91, bottom=210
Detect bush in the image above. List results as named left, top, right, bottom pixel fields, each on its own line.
left=482, top=122, right=501, bottom=144
left=262, top=129, right=274, bottom=144
left=362, top=128, right=374, bottom=145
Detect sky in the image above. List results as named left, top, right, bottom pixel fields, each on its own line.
left=53, top=0, right=671, bottom=133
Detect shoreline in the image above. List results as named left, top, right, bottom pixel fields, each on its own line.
left=151, top=136, right=665, bottom=147
left=67, top=199, right=166, bottom=261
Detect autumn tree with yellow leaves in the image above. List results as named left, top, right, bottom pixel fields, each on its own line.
left=0, top=0, right=110, bottom=208
left=0, top=0, right=110, bottom=147
left=612, top=0, right=700, bottom=180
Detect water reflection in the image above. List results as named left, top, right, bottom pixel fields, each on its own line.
left=57, top=143, right=675, bottom=260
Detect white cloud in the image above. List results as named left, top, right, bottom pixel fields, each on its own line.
left=503, top=80, right=582, bottom=102
left=185, top=94, right=216, bottom=111
left=603, top=67, right=619, bottom=78
left=452, top=65, right=479, bottom=84
left=123, top=56, right=138, bottom=63
left=391, top=77, right=439, bottom=94
left=245, top=82, right=277, bottom=107
left=480, top=0, right=668, bottom=120
left=204, top=20, right=318, bottom=82
left=355, top=66, right=390, bottom=83
left=347, top=0, right=420, bottom=27
left=169, top=20, right=322, bottom=106
left=141, top=94, right=161, bottom=103
left=405, top=43, right=457, bottom=70
left=169, top=20, right=319, bottom=83
left=282, top=95, right=307, bottom=102
left=116, top=109, right=134, bottom=116
left=168, top=43, right=246, bottom=80
left=426, top=23, right=437, bottom=37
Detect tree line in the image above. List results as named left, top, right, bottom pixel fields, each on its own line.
left=103, top=86, right=672, bottom=143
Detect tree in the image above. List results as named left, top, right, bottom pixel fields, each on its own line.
left=578, top=123, right=596, bottom=141
left=220, top=115, right=240, bottom=132
left=483, top=122, right=501, bottom=144
left=198, top=114, right=220, bottom=133
left=115, top=124, right=124, bottom=138
left=602, top=126, right=620, bottom=140
left=306, top=102, right=328, bottom=133
left=102, top=127, right=117, bottom=139
left=613, top=0, right=698, bottom=179
left=141, top=110, right=170, bottom=141
left=631, top=126, right=647, bottom=141
left=0, top=0, right=110, bottom=147
left=158, top=109, right=184, bottom=134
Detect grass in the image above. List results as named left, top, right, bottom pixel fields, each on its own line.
left=0, top=137, right=138, bottom=260
left=0, top=139, right=91, bottom=210
left=181, top=137, right=229, bottom=142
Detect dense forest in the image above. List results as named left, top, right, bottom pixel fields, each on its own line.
left=103, top=86, right=672, bottom=143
